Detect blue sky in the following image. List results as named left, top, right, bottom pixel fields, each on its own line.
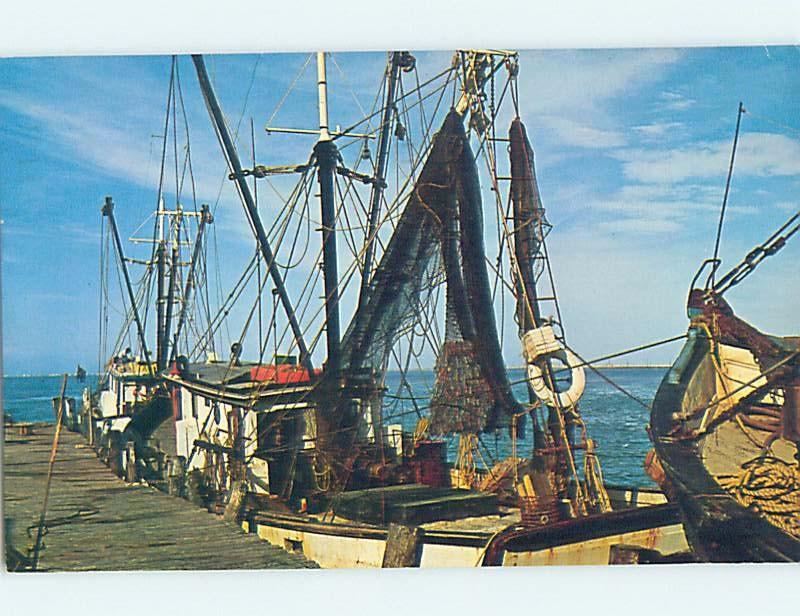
left=1, top=47, right=799, bottom=375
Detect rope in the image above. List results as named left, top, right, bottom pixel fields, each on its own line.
left=561, top=342, right=653, bottom=411
left=717, top=456, right=800, bottom=538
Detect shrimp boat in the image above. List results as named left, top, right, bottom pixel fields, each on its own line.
left=83, top=75, right=215, bottom=478
left=87, top=50, right=688, bottom=567
left=649, top=232, right=800, bottom=562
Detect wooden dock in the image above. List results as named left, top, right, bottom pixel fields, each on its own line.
left=3, top=423, right=317, bottom=571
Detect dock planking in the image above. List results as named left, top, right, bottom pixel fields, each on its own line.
left=3, top=424, right=318, bottom=571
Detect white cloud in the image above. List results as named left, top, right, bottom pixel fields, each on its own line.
left=585, top=181, right=760, bottom=235
left=541, top=116, right=626, bottom=148
left=596, top=216, right=682, bottom=234
left=518, top=49, right=683, bottom=116
left=614, top=132, right=800, bottom=184
left=509, top=49, right=683, bottom=153
left=631, top=121, right=684, bottom=137
left=658, top=90, right=695, bottom=111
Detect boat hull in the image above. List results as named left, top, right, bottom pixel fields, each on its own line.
left=651, top=333, right=800, bottom=562
left=241, top=490, right=688, bottom=568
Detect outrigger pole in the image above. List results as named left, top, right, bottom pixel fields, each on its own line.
left=171, top=204, right=213, bottom=363
left=358, top=51, right=410, bottom=310
left=313, top=52, right=342, bottom=374
left=101, top=197, right=155, bottom=376
left=191, top=54, right=312, bottom=371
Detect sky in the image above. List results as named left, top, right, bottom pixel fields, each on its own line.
left=1, top=46, right=799, bottom=375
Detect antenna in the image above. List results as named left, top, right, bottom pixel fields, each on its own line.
left=709, top=101, right=746, bottom=287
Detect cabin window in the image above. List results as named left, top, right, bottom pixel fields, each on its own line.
left=191, top=394, right=198, bottom=418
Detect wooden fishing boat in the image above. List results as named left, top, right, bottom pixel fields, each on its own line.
left=650, top=235, right=800, bottom=560
left=650, top=291, right=800, bottom=561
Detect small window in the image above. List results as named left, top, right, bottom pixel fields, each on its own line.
left=191, top=394, right=198, bottom=418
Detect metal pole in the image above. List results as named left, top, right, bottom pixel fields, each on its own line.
left=317, top=52, right=331, bottom=142
left=156, top=242, right=166, bottom=370
left=191, top=54, right=312, bottom=371
left=710, top=101, right=745, bottom=287
left=102, top=197, right=154, bottom=374
left=358, top=52, right=405, bottom=309
left=314, top=52, right=341, bottom=373
left=161, top=243, right=179, bottom=367
left=171, top=204, right=212, bottom=362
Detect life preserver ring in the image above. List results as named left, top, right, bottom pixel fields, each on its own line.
left=526, top=348, right=586, bottom=408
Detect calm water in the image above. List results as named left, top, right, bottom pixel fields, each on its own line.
left=2, top=368, right=664, bottom=487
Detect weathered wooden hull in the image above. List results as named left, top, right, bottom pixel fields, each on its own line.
left=241, top=489, right=688, bottom=568
left=650, top=333, right=800, bottom=562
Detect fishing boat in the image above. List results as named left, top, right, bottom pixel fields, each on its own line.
left=89, top=49, right=688, bottom=567
left=649, top=109, right=800, bottom=561
left=81, top=82, right=216, bottom=478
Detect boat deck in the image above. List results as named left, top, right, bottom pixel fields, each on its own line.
left=3, top=423, right=317, bottom=571
left=704, top=418, right=796, bottom=477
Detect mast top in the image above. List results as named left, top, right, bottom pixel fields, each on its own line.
left=316, top=52, right=332, bottom=143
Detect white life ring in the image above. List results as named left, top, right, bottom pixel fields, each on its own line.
left=526, top=348, right=586, bottom=408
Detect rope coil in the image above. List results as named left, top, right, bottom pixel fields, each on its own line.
left=718, top=456, right=800, bottom=538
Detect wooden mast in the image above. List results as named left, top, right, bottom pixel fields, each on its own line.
left=192, top=54, right=313, bottom=372
left=101, top=197, right=154, bottom=375
left=314, top=51, right=342, bottom=374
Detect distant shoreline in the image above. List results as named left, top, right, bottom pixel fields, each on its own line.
left=3, top=365, right=670, bottom=378
left=506, top=364, right=669, bottom=371
left=3, top=373, right=100, bottom=379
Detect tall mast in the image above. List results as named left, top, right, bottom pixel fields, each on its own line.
left=155, top=197, right=167, bottom=370
left=156, top=242, right=166, bottom=370
left=171, top=204, right=213, bottom=362
left=358, top=51, right=409, bottom=310
left=314, top=51, right=342, bottom=374
left=101, top=197, right=154, bottom=376
left=192, top=54, right=312, bottom=371
left=160, top=206, right=181, bottom=368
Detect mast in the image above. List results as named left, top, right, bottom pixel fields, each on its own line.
left=155, top=197, right=166, bottom=369
left=155, top=242, right=166, bottom=370
left=358, top=52, right=410, bottom=308
left=160, top=204, right=182, bottom=367
left=101, top=197, right=154, bottom=375
left=313, top=51, right=342, bottom=374
left=171, top=204, right=213, bottom=362
left=161, top=242, right=179, bottom=367
left=191, top=54, right=312, bottom=371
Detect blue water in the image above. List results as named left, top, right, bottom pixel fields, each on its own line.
left=383, top=367, right=663, bottom=488
left=3, top=374, right=99, bottom=425
left=2, top=368, right=664, bottom=487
